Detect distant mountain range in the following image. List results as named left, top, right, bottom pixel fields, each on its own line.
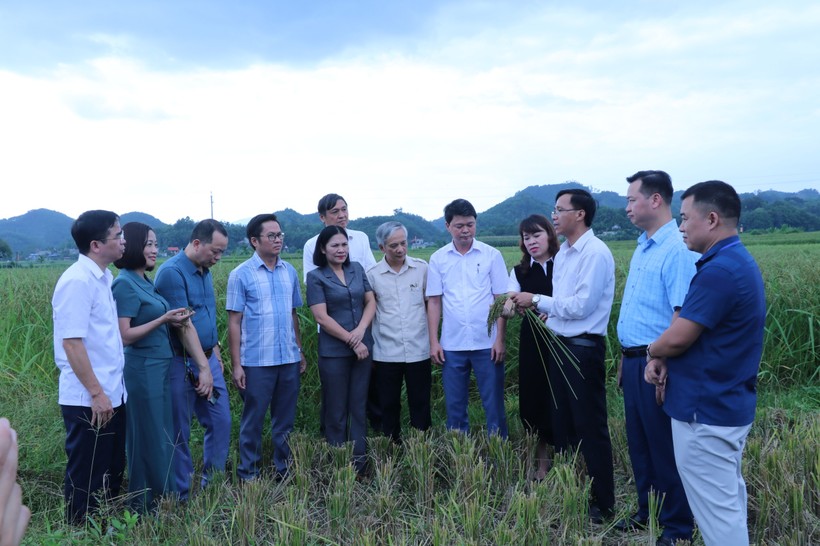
left=2, top=184, right=818, bottom=258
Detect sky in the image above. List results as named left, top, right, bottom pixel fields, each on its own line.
left=1, top=0, right=819, bottom=224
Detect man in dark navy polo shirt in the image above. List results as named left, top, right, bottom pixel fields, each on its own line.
left=644, top=180, right=765, bottom=545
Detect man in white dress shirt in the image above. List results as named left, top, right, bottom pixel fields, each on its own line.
left=52, top=210, right=127, bottom=523
left=302, top=194, right=376, bottom=281
left=512, top=188, right=616, bottom=523
left=427, top=199, right=509, bottom=438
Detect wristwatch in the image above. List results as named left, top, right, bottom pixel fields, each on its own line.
left=531, top=294, right=541, bottom=307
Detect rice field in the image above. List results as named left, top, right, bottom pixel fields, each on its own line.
left=0, top=231, right=817, bottom=545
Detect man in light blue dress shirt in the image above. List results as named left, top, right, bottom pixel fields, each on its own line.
left=616, top=170, right=697, bottom=545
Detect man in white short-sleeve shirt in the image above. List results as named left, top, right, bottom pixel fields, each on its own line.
left=302, top=193, right=376, bottom=281
left=426, top=198, right=509, bottom=438
left=52, top=209, right=127, bottom=524
left=366, top=221, right=431, bottom=442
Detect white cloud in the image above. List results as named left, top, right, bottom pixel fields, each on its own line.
left=1, top=1, right=818, bottom=224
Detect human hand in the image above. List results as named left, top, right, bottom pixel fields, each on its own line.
left=0, top=418, right=30, bottom=546
left=353, top=342, right=369, bottom=361
left=232, top=365, right=246, bottom=391
left=430, top=341, right=445, bottom=365
left=655, top=384, right=666, bottom=406
left=346, top=330, right=362, bottom=349
left=644, top=358, right=668, bottom=387
left=90, top=391, right=114, bottom=428
left=616, top=355, right=623, bottom=389
left=196, top=367, right=214, bottom=399
left=299, top=354, right=307, bottom=374
left=510, top=292, right=535, bottom=309
left=501, top=298, right=518, bottom=318
left=491, top=339, right=506, bottom=364
left=165, top=307, right=194, bottom=327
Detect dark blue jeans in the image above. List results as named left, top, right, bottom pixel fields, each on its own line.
left=169, top=353, right=231, bottom=499
left=442, top=349, right=508, bottom=438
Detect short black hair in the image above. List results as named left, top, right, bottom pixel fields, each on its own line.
left=443, top=198, right=477, bottom=224
left=71, top=210, right=119, bottom=255
left=114, top=222, right=153, bottom=271
left=246, top=213, right=279, bottom=247
left=556, top=188, right=596, bottom=227
left=318, top=194, right=347, bottom=216
left=189, top=219, right=227, bottom=244
left=681, top=180, right=741, bottom=225
left=313, top=225, right=350, bottom=268
left=626, top=170, right=674, bottom=205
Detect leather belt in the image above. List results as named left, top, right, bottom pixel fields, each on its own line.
left=557, top=334, right=604, bottom=348
left=621, top=345, right=648, bottom=358
left=175, top=346, right=215, bottom=359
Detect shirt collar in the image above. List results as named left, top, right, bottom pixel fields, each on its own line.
left=251, top=251, right=282, bottom=271
left=179, top=252, right=206, bottom=276
left=446, top=239, right=480, bottom=256
left=639, top=218, right=679, bottom=247
left=697, top=235, right=741, bottom=267
left=375, top=257, right=414, bottom=274
left=77, top=253, right=107, bottom=279
left=529, top=256, right=553, bottom=273
left=565, top=228, right=595, bottom=252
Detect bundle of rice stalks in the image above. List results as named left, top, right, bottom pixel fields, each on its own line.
left=487, top=294, right=582, bottom=406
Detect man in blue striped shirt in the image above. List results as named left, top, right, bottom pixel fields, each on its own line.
left=616, top=170, right=697, bottom=545
left=227, top=213, right=306, bottom=481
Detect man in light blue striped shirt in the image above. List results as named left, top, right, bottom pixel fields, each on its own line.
left=227, top=213, right=306, bottom=481
left=615, top=170, right=698, bottom=545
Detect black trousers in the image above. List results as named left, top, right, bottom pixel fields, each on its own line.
left=373, top=359, right=432, bottom=442
left=62, top=404, right=127, bottom=524
left=548, top=340, right=615, bottom=511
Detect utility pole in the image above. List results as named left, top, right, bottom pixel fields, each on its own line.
left=210, top=192, right=214, bottom=219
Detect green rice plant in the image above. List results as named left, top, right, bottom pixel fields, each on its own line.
left=325, top=464, right=356, bottom=536
left=267, top=499, right=316, bottom=545
left=499, top=485, right=549, bottom=545
left=548, top=448, right=591, bottom=537
left=370, top=455, right=400, bottom=529
left=744, top=410, right=820, bottom=543
left=486, top=432, right=524, bottom=489
left=400, top=428, right=437, bottom=512
left=645, top=488, right=665, bottom=543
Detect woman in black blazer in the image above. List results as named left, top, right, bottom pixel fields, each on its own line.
left=306, top=226, right=376, bottom=477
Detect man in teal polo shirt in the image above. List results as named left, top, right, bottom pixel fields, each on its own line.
left=645, top=180, right=766, bottom=545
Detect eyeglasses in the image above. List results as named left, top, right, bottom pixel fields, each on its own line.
left=551, top=208, right=580, bottom=216
left=97, top=231, right=124, bottom=243
left=262, top=232, right=285, bottom=242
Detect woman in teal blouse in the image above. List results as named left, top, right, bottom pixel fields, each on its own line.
left=112, top=222, right=213, bottom=512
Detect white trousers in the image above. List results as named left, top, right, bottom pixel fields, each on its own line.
left=671, top=418, right=752, bottom=546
